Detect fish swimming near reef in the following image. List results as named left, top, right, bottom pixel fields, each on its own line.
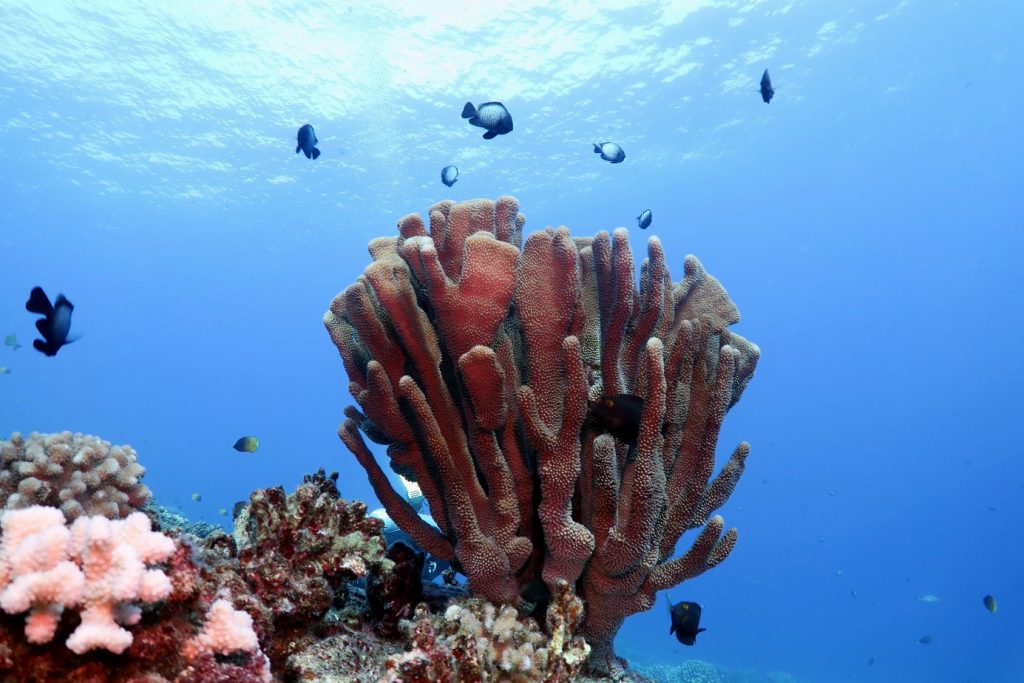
left=760, top=69, right=774, bottom=103
left=441, top=165, right=459, bottom=187
left=637, top=209, right=652, bottom=230
left=587, top=394, right=644, bottom=446
left=233, top=436, right=260, bottom=452
left=983, top=594, right=997, bottom=614
left=667, top=597, right=706, bottom=646
left=461, top=101, right=513, bottom=139
left=4, top=334, right=21, bottom=351
left=296, top=124, right=320, bottom=159
left=25, top=286, right=77, bottom=356
left=593, top=141, right=625, bottom=163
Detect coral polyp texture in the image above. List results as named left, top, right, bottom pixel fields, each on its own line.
left=381, top=579, right=589, bottom=682
left=0, top=432, right=151, bottom=520
left=324, top=196, right=760, bottom=673
left=0, top=506, right=174, bottom=654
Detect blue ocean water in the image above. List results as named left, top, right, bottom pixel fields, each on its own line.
left=1, top=1, right=1021, bottom=681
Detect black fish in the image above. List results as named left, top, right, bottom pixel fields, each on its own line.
left=441, top=165, right=459, bottom=187
left=587, top=394, right=644, bottom=446
left=668, top=597, right=706, bottom=646
left=25, top=287, right=77, bottom=356
left=918, top=635, right=933, bottom=645
left=461, top=101, right=513, bottom=139
left=983, top=594, right=997, bottom=614
left=296, top=124, right=320, bottom=159
left=760, top=69, right=774, bottom=103
left=637, top=209, right=652, bottom=230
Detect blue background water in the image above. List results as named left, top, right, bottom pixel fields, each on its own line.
left=1, top=1, right=1020, bottom=681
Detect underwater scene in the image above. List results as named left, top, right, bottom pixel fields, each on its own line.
left=0, top=1, right=1021, bottom=681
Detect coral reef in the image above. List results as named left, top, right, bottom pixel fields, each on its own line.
left=324, top=196, right=759, bottom=673
left=0, top=432, right=151, bottom=520
left=381, top=578, right=589, bottom=682
left=0, top=506, right=174, bottom=654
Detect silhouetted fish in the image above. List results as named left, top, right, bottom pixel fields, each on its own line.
left=588, top=394, right=643, bottom=446
left=593, top=141, right=625, bottom=163
left=637, top=209, right=652, bottom=230
left=667, top=597, right=706, bottom=646
left=918, top=635, right=933, bottom=645
left=25, top=287, right=77, bottom=356
left=296, top=124, right=320, bottom=159
left=461, top=101, right=513, bottom=139
left=233, top=436, right=259, bottom=452
left=760, top=69, right=774, bottom=103
left=441, top=165, right=459, bottom=187
left=983, top=594, right=997, bottom=614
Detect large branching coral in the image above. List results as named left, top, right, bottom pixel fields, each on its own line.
left=324, top=196, right=759, bottom=673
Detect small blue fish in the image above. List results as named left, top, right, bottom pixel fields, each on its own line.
left=25, top=287, right=77, bottom=356
left=760, top=69, right=774, bottom=103
left=441, top=165, right=459, bottom=187
left=637, top=209, right=652, bottom=230
left=461, top=101, right=513, bottom=139
left=3, top=334, right=21, bottom=351
left=296, top=124, right=320, bottom=159
left=593, top=142, right=625, bottom=164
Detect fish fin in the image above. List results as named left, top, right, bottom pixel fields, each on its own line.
left=482, top=130, right=497, bottom=139
left=698, top=628, right=707, bottom=635
left=304, top=148, right=312, bottom=159
left=34, top=319, right=51, bottom=337
left=32, top=339, right=55, bottom=356
left=669, top=623, right=675, bottom=635
left=54, top=294, right=73, bottom=312
left=593, top=143, right=601, bottom=153
left=311, top=147, right=321, bottom=160
left=26, top=287, right=53, bottom=315
left=461, top=102, right=476, bottom=119
left=296, top=144, right=301, bottom=154
left=64, top=335, right=80, bottom=345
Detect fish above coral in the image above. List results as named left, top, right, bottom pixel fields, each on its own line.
left=760, top=68, right=774, bottom=103
left=25, top=286, right=78, bottom=356
left=232, top=435, right=259, bottom=452
left=593, top=141, right=625, bottom=163
left=296, top=123, right=320, bottom=159
left=440, top=164, right=459, bottom=187
left=461, top=101, right=513, bottom=139
left=637, top=209, right=653, bottom=230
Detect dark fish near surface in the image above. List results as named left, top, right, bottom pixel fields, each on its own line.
left=760, top=69, right=774, bottom=103
left=594, top=141, right=625, bottom=163
left=918, top=635, right=933, bottom=645
left=588, top=394, right=644, bottom=446
left=667, top=597, right=706, bottom=646
left=25, top=287, right=77, bottom=356
left=983, top=594, right=997, bottom=614
left=296, top=124, right=320, bottom=159
left=637, top=209, right=652, bottom=230
left=4, top=334, right=21, bottom=351
left=461, top=101, right=513, bottom=139
left=441, top=165, right=459, bottom=187
left=233, top=436, right=259, bottom=452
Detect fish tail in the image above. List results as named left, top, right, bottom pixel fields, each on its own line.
left=26, top=287, right=53, bottom=315
left=461, top=102, right=476, bottom=119
left=311, top=148, right=321, bottom=160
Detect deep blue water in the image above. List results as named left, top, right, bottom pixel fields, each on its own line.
left=1, top=1, right=1021, bottom=681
